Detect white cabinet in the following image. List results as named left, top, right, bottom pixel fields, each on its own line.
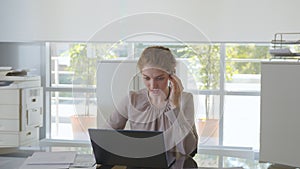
left=0, top=76, right=43, bottom=147
left=260, top=61, right=300, bottom=167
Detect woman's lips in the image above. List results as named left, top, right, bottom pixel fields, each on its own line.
left=150, top=89, right=160, bottom=95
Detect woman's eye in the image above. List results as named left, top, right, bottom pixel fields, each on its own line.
left=143, top=77, right=150, bottom=80
left=156, top=77, right=165, bottom=81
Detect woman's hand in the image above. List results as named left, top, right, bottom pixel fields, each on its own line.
left=169, top=74, right=184, bottom=109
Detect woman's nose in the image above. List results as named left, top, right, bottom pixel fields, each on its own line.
left=149, top=80, right=157, bottom=89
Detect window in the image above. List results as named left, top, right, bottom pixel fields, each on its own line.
left=46, top=42, right=125, bottom=140
left=45, top=42, right=271, bottom=151
left=223, top=43, right=271, bottom=150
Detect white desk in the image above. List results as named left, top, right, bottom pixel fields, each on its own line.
left=0, top=157, right=26, bottom=169
left=0, top=146, right=269, bottom=169
left=0, top=156, right=245, bottom=169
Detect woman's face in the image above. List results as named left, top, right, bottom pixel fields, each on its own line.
left=141, top=67, right=169, bottom=97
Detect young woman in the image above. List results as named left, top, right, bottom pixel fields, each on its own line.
left=107, top=46, right=198, bottom=157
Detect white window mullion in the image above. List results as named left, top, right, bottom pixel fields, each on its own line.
left=45, top=42, right=52, bottom=139
left=219, top=43, right=226, bottom=146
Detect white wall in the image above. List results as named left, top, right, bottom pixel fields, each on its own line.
left=0, top=42, right=44, bottom=76
left=0, top=0, right=300, bottom=42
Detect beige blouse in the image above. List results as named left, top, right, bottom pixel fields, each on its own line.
left=107, top=88, right=198, bottom=156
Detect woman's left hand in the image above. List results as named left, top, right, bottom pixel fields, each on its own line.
left=169, top=74, right=184, bottom=109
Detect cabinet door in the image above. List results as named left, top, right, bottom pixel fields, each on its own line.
left=19, top=127, right=39, bottom=146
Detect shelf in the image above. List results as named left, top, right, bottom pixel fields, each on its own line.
left=270, top=33, right=300, bottom=59
left=271, top=40, right=300, bottom=44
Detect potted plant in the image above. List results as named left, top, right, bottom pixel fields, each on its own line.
left=66, top=43, right=98, bottom=140
left=179, top=44, right=234, bottom=145
left=66, top=43, right=118, bottom=139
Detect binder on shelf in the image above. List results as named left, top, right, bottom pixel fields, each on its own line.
left=269, top=48, right=300, bottom=57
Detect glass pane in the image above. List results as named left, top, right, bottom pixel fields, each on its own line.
left=194, top=94, right=220, bottom=146
left=223, top=156, right=270, bottom=169
left=49, top=42, right=126, bottom=88
left=50, top=91, right=97, bottom=140
left=225, top=43, right=271, bottom=92
left=194, top=154, right=270, bottom=168
left=223, top=95, right=260, bottom=150
left=194, top=154, right=219, bottom=168
left=175, top=44, right=221, bottom=90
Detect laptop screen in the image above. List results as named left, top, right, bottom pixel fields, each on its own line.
left=88, top=128, right=175, bottom=168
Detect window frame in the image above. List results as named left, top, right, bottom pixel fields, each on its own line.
left=44, top=42, right=271, bottom=159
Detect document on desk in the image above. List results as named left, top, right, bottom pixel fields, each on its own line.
left=19, top=151, right=77, bottom=169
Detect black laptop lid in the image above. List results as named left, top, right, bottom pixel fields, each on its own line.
left=88, top=129, right=175, bottom=168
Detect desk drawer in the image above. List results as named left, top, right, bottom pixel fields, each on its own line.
left=19, top=127, right=39, bottom=145
left=0, top=90, right=20, bottom=105
left=0, top=132, right=19, bottom=147
left=0, top=119, right=19, bottom=131
left=0, top=105, right=19, bottom=119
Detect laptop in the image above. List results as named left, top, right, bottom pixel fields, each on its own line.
left=88, top=128, right=176, bottom=169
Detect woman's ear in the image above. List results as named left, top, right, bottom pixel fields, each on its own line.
left=169, top=70, right=175, bottom=76
left=172, top=69, right=176, bottom=75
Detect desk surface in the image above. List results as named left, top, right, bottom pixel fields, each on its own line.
left=0, top=157, right=244, bottom=169
left=0, top=146, right=269, bottom=169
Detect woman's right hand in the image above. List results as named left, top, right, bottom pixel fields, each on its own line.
left=168, top=74, right=184, bottom=109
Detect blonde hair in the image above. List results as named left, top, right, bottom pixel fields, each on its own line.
left=137, top=46, right=176, bottom=74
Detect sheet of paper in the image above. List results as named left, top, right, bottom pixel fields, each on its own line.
left=25, top=151, right=76, bottom=165
left=19, top=163, right=70, bottom=169
left=19, top=157, right=70, bottom=169
left=0, top=66, right=12, bottom=70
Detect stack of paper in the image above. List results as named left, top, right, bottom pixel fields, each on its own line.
left=0, top=66, right=12, bottom=71
left=0, top=66, right=12, bottom=76
left=19, top=151, right=77, bottom=169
